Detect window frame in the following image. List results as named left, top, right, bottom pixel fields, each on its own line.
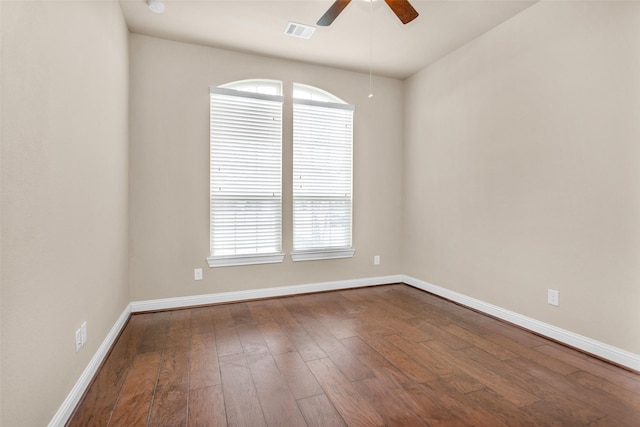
left=207, top=82, right=285, bottom=268
left=291, top=85, right=355, bottom=262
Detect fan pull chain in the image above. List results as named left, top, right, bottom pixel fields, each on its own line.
left=368, top=0, right=374, bottom=98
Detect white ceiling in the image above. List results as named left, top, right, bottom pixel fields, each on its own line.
left=119, top=0, right=537, bottom=79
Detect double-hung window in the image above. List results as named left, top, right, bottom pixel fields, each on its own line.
left=208, top=80, right=284, bottom=267
left=292, top=84, right=355, bottom=261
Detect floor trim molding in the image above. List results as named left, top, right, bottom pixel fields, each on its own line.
left=130, top=275, right=404, bottom=313
left=403, top=275, right=640, bottom=372
left=54, top=273, right=640, bottom=425
left=48, top=304, right=132, bottom=427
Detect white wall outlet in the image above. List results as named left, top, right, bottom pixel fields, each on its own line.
left=194, top=268, right=203, bottom=281
left=548, top=289, right=559, bottom=307
left=75, top=328, right=83, bottom=352
left=81, top=321, right=87, bottom=345
left=374, top=255, right=380, bottom=265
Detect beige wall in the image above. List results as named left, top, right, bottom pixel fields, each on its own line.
left=403, top=1, right=640, bottom=354
left=128, top=34, right=404, bottom=301
left=2, top=1, right=639, bottom=424
left=1, top=1, right=130, bottom=425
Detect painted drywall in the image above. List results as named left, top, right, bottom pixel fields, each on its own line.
left=403, top=1, right=640, bottom=354
left=0, top=1, right=130, bottom=425
left=128, top=34, right=404, bottom=301
left=0, top=2, right=3, bottom=424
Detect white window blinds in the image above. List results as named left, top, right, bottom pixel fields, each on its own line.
left=209, top=86, right=284, bottom=267
left=293, top=98, right=354, bottom=259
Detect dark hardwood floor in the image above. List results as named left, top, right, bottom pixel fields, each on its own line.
left=67, top=284, right=640, bottom=426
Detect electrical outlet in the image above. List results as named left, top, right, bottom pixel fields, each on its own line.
left=374, top=255, right=380, bottom=265
left=194, top=268, right=203, bottom=281
left=75, top=328, right=83, bottom=352
left=548, top=289, right=559, bottom=307
left=81, top=321, right=87, bottom=345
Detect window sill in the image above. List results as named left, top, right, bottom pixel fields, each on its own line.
left=207, top=252, right=285, bottom=268
left=291, top=248, right=355, bottom=262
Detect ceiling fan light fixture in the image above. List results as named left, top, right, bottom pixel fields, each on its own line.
left=317, top=0, right=418, bottom=26
left=147, top=0, right=165, bottom=14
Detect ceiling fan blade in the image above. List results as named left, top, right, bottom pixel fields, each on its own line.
left=384, top=0, right=419, bottom=24
left=317, top=0, right=352, bottom=26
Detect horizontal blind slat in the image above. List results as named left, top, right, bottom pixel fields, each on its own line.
left=210, top=89, right=283, bottom=257
left=293, top=101, right=353, bottom=252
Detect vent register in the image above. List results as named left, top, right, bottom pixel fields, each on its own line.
left=284, top=22, right=316, bottom=40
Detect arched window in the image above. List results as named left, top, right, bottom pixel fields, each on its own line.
left=292, top=83, right=354, bottom=260
left=208, top=80, right=284, bottom=267
left=293, top=83, right=345, bottom=103
left=221, top=79, right=282, bottom=96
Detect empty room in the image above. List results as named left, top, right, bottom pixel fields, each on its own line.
left=1, top=0, right=639, bottom=425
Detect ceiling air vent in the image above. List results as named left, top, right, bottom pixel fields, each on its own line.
left=284, top=22, right=316, bottom=40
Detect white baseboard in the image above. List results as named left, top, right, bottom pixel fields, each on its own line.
left=402, top=275, right=640, bottom=372
left=52, top=273, right=640, bottom=426
left=48, top=304, right=132, bottom=427
left=130, top=275, right=403, bottom=313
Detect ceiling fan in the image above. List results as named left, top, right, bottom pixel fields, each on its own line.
left=317, top=0, right=419, bottom=26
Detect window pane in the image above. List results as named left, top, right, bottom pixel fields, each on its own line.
left=210, top=85, right=283, bottom=258
left=293, top=93, right=353, bottom=253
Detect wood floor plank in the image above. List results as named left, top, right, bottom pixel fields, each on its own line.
left=297, top=394, right=347, bottom=427
left=229, top=303, right=255, bottom=327
left=219, top=354, right=267, bottom=427
left=423, top=340, right=539, bottom=407
left=68, top=285, right=640, bottom=427
left=190, top=332, right=221, bottom=390
left=188, top=385, right=227, bottom=427
left=521, top=398, right=604, bottom=427
left=560, top=373, right=640, bottom=426
left=341, top=287, right=415, bottom=321
left=109, top=352, right=161, bottom=426
left=420, top=379, right=514, bottom=427
left=169, top=309, right=192, bottom=332
left=570, top=370, right=640, bottom=411
left=190, top=307, right=215, bottom=335
left=386, top=317, right=435, bottom=343
left=149, top=330, right=191, bottom=426
left=387, top=334, right=484, bottom=394
left=337, top=291, right=432, bottom=343
left=359, top=331, right=437, bottom=383
left=147, top=384, right=188, bottom=427
left=264, top=299, right=327, bottom=361
left=306, top=357, right=385, bottom=427
left=211, top=307, right=244, bottom=357
left=137, top=311, right=172, bottom=354
left=468, top=345, right=601, bottom=424
left=486, top=320, right=554, bottom=348
left=342, top=335, right=477, bottom=425
left=536, top=344, right=640, bottom=394
left=156, top=332, right=191, bottom=389
left=247, top=302, right=275, bottom=324
left=272, top=351, right=324, bottom=400
left=294, top=313, right=375, bottom=382
left=259, top=320, right=297, bottom=355
left=443, top=323, right=519, bottom=361
left=353, top=377, right=428, bottom=426
left=463, top=387, right=540, bottom=427
left=281, top=296, right=373, bottom=381
left=412, top=318, right=473, bottom=350
left=507, top=356, right=609, bottom=424
left=235, top=320, right=270, bottom=355
left=483, top=332, right=579, bottom=376
left=246, top=351, right=308, bottom=426
left=377, top=286, right=455, bottom=328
